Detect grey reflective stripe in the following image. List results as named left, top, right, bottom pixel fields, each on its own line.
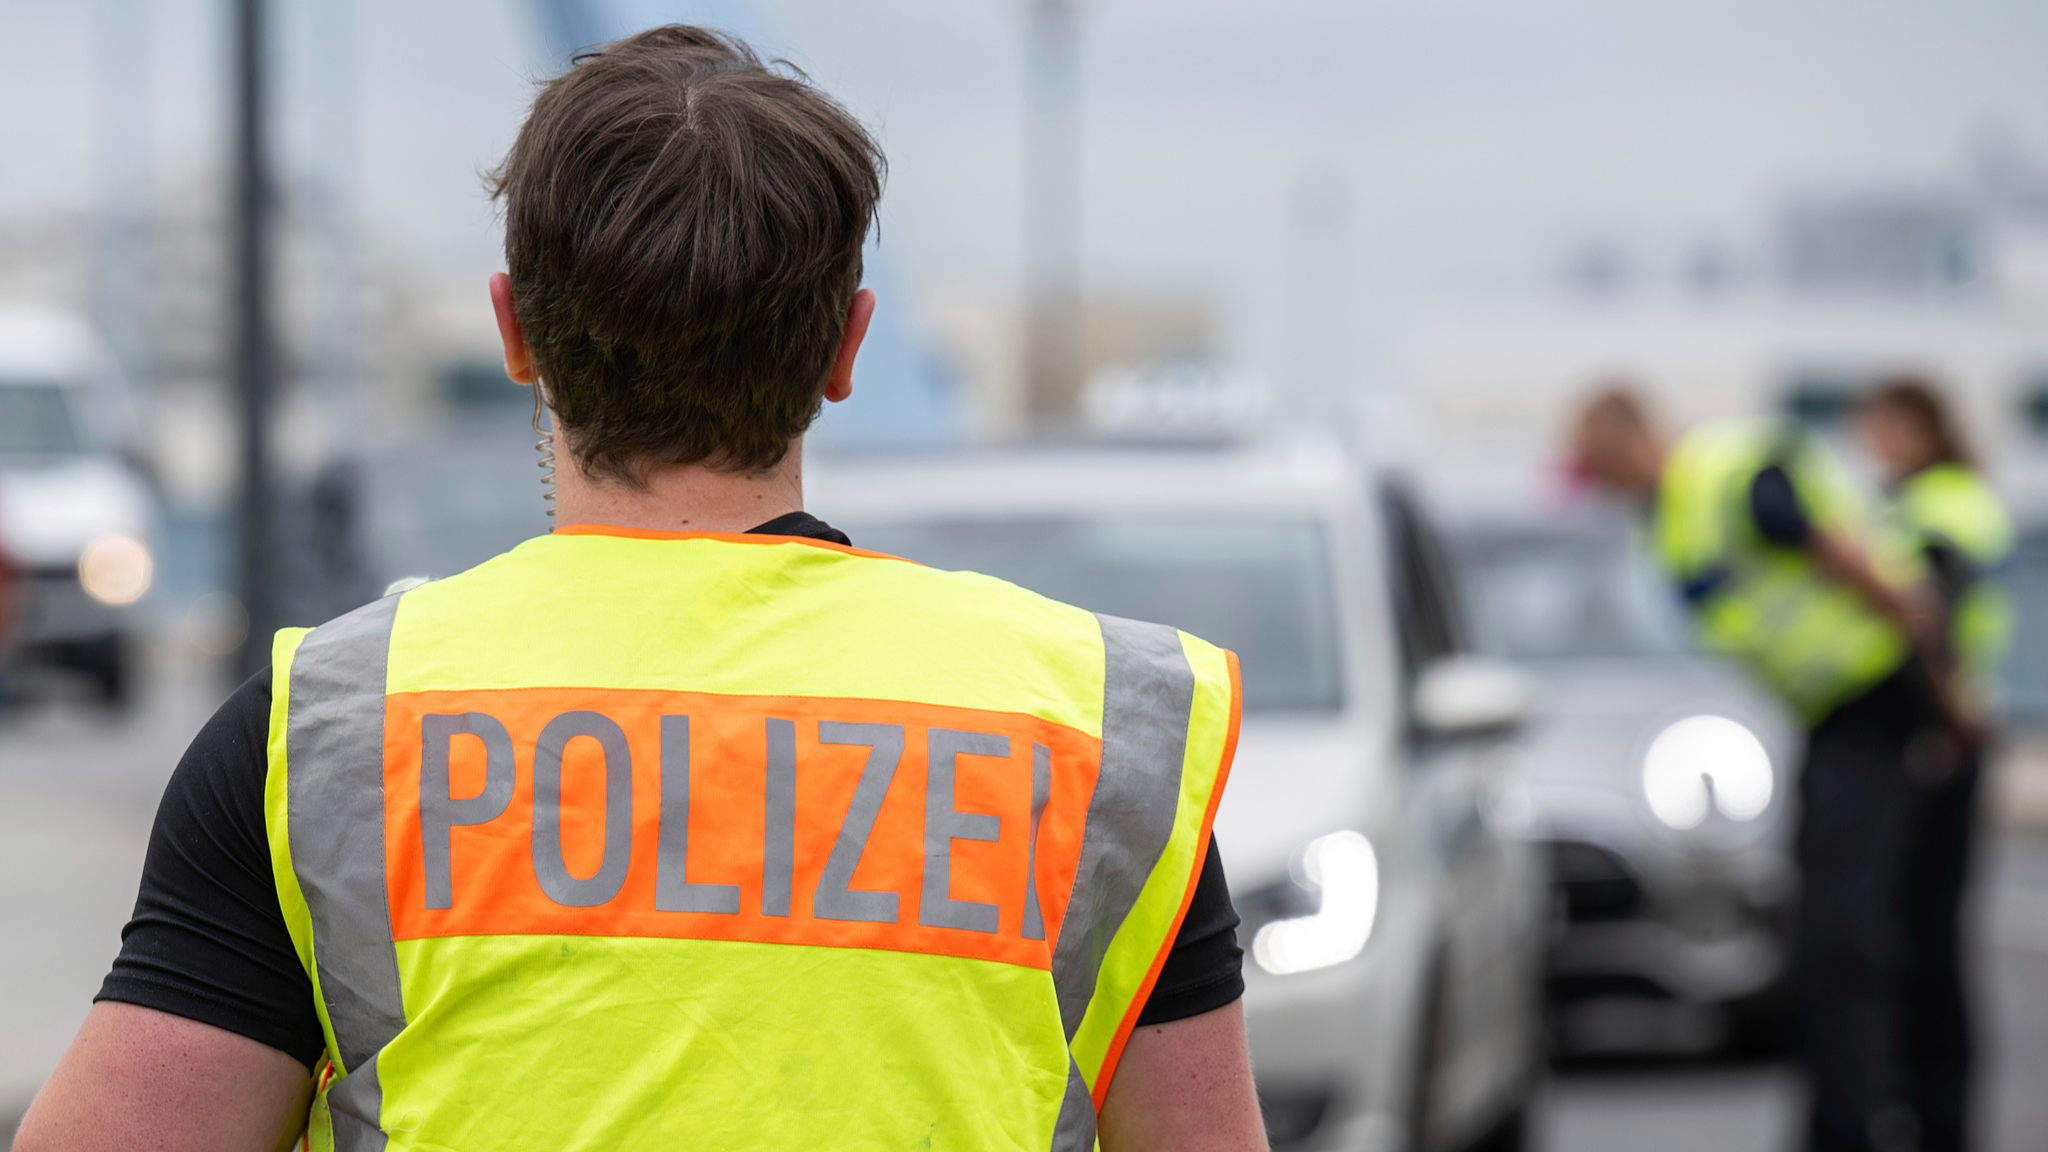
left=763, top=718, right=796, bottom=917
left=1023, top=741, right=1051, bottom=941
left=656, top=715, right=741, bottom=914
left=325, top=1051, right=387, bottom=1152
left=815, top=721, right=906, bottom=923
left=530, top=710, right=633, bottom=907
left=921, top=728, right=1007, bottom=932
left=287, top=594, right=405, bottom=1150
left=419, top=712, right=515, bottom=910
left=1050, top=1056, right=1098, bottom=1152
left=1050, top=614, right=1196, bottom=1040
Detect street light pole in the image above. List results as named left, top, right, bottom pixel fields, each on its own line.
left=1023, top=0, right=1082, bottom=429
left=231, top=0, right=275, bottom=680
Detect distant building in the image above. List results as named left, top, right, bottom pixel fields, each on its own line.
left=1403, top=155, right=2048, bottom=516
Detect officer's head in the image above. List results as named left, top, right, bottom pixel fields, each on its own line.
left=1858, top=376, right=1970, bottom=480
left=487, top=26, right=883, bottom=485
left=1570, top=385, right=1666, bottom=497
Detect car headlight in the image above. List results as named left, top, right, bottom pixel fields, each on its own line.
left=1641, top=715, right=1773, bottom=829
left=1252, top=830, right=1379, bottom=976
left=78, top=534, right=153, bottom=606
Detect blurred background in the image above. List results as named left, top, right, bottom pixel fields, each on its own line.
left=6, top=1, right=2048, bottom=1149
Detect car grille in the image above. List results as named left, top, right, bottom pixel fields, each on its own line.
left=1545, top=840, right=1643, bottom=921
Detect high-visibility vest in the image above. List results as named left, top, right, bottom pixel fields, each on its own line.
left=265, top=526, right=1240, bottom=1151
left=1652, top=421, right=1919, bottom=723
left=1889, top=461, right=2015, bottom=709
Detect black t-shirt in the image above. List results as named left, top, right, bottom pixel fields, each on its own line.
left=97, top=512, right=1243, bottom=1069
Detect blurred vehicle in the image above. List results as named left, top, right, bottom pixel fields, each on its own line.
left=1992, top=521, right=2048, bottom=726
left=0, top=309, right=156, bottom=706
left=812, top=437, right=1547, bottom=1152
left=276, top=400, right=551, bottom=628
left=1442, top=506, right=1800, bottom=1057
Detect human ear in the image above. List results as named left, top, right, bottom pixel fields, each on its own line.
left=490, top=272, right=536, bottom=387
left=822, top=288, right=876, bottom=404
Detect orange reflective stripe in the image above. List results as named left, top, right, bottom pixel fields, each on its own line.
left=382, top=687, right=1101, bottom=970
left=549, top=522, right=918, bottom=564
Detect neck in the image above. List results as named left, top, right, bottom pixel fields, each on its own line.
left=550, top=426, right=807, bottom=534
left=1629, top=439, right=1670, bottom=498
left=1894, top=456, right=1942, bottom=483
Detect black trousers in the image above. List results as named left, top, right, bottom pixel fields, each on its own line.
left=1796, top=659, right=1979, bottom=1152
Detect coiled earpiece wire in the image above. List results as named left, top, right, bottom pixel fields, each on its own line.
left=532, top=382, right=557, bottom=520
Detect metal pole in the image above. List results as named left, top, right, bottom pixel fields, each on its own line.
left=231, top=0, right=274, bottom=680
left=1023, top=0, right=1082, bottom=429
left=94, top=0, right=151, bottom=394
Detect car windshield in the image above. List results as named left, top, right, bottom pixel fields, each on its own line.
left=838, top=515, right=1345, bottom=712
left=1449, top=522, right=1689, bottom=659
left=0, top=382, right=80, bottom=459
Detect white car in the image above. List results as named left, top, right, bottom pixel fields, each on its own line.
left=812, top=437, right=1547, bottom=1152
left=0, top=309, right=156, bottom=705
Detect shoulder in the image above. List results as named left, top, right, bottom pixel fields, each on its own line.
left=1666, top=421, right=1775, bottom=494
left=1901, top=464, right=2013, bottom=559
left=1677, top=419, right=1769, bottom=457
left=1904, top=463, right=1999, bottom=508
left=802, top=545, right=1240, bottom=710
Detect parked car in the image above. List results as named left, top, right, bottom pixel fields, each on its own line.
left=811, top=437, right=1547, bottom=1151
left=1442, top=506, right=1799, bottom=1057
left=0, top=309, right=155, bottom=706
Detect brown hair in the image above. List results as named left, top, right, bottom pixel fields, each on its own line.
left=1577, top=384, right=1656, bottom=437
left=490, top=25, right=884, bottom=481
left=1865, top=376, right=1971, bottom=469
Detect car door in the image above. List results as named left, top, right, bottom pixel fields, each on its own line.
left=1380, top=479, right=1538, bottom=1141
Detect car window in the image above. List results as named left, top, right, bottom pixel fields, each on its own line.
left=0, top=382, right=80, bottom=459
left=838, top=515, right=1345, bottom=713
left=1380, top=482, right=1465, bottom=684
left=1448, top=522, right=1689, bottom=659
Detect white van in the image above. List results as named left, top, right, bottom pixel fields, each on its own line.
left=812, top=436, right=1548, bottom=1151
left=0, top=309, right=156, bottom=706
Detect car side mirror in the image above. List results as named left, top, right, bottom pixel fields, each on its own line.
left=1411, top=655, right=1532, bottom=738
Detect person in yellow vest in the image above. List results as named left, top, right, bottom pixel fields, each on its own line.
left=1858, top=378, right=2014, bottom=727
left=1852, top=377, right=2013, bottom=1152
left=1571, top=387, right=1965, bottom=1152
left=17, top=27, right=1264, bottom=1152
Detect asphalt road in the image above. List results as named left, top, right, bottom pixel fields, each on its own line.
left=5, top=641, right=2048, bottom=1151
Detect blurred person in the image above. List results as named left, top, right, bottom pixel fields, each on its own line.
left=1857, top=379, right=2014, bottom=724
left=1570, top=387, right=1962, bottom=1152
left=16, top=27, right=1262, bottom=1152
left=1851, top=377, right=2014, bottom=1152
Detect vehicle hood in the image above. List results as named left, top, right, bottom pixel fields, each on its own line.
left=0, top=457, right=153, bottom=565
left=1502, top=656, right=1797, bottom=831
left=1210, top=712, right=1391, bottom=885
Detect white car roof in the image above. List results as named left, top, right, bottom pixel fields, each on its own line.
left=808, top=434, right=1366, bottom=522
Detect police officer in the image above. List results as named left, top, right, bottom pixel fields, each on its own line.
left=1853, top=377, right=2012, bottom=1152
left=1571, top=387, right=1956, bottom=1152
left=17, top=28, right=1265, bottom=1152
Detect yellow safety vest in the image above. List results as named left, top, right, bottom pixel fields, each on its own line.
left=1889, top=461, right=2015, bottom=709
left=265, top=526, right=1240, bottom=1151
left=1652, top=421, right=1918, bottom=723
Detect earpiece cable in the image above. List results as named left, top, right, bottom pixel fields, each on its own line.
left=532, top=384, right=557, bottom=520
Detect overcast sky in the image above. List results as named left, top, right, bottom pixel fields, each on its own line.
left=5, top=0, right=2048, bottom=392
